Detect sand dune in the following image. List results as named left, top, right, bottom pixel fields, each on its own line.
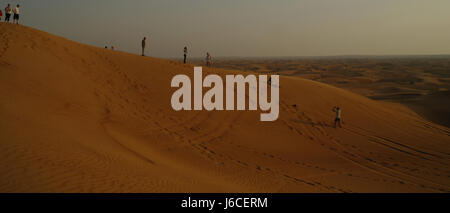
left=0, top=24, right=449, bottom=192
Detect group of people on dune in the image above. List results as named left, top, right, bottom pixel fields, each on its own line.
left=140, top=37, right=212, bottom=67
left=1, top=4, right=343, bottom=127
left=1, top=4, right=20, bottom=24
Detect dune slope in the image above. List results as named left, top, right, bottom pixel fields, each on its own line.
left=0, top=24, right=449, bottom=192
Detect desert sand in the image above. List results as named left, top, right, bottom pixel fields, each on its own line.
left=0, top=24, right=449, bottom=192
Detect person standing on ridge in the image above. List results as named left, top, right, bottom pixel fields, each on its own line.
left=183, top=46, right=188, bottom=64
left=141, top=37, right=147, bottom=56
left=332, top=106, right=342, bottom=128
left=12, top=4, right=19, bottom=24
left=0, top=9, right=3, bottom=22
left=4, top=4, right=12, bottom=23
left=205, top=52, right=212, bottom=67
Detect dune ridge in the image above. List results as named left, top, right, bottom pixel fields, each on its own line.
left=0, top=24, right=449, bottom=192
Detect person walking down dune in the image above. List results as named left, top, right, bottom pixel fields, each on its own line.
left=332, top=106, right=342, bottom=128
left=141, top=37, right=146, bottom=56
left=4, top=4, right=12, bottom=23
left=183, top=46, right=188, bottom=64
left=205, top=52, right=212, bottom=67
left=12, top=4, right=19, bottom=24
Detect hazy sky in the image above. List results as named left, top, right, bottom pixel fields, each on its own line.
left=7, top=0, right=450, bottom=57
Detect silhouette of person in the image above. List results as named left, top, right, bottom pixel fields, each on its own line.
left=183, top=46, right=188, bottom=64
left=332, top=106, right=342, bottom=128
left=141, top=37, right=147, bottom=56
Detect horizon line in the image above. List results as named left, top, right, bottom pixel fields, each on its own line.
left=165, top=54, right=450, bottom=60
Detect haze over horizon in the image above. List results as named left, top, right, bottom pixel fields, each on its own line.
left=8, top=0, right=450, bottom=58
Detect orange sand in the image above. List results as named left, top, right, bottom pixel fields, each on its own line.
left=0, top=24, right=449, bottom=192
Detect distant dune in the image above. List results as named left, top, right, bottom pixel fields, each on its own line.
left=207, top=57, right=450, bottom=128
left=0, top=24, right=449, bottom=192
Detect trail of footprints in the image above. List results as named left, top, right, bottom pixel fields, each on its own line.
left=0, top=26, right=11, bottom=59
left=278, top=100, right=449, bottom=192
